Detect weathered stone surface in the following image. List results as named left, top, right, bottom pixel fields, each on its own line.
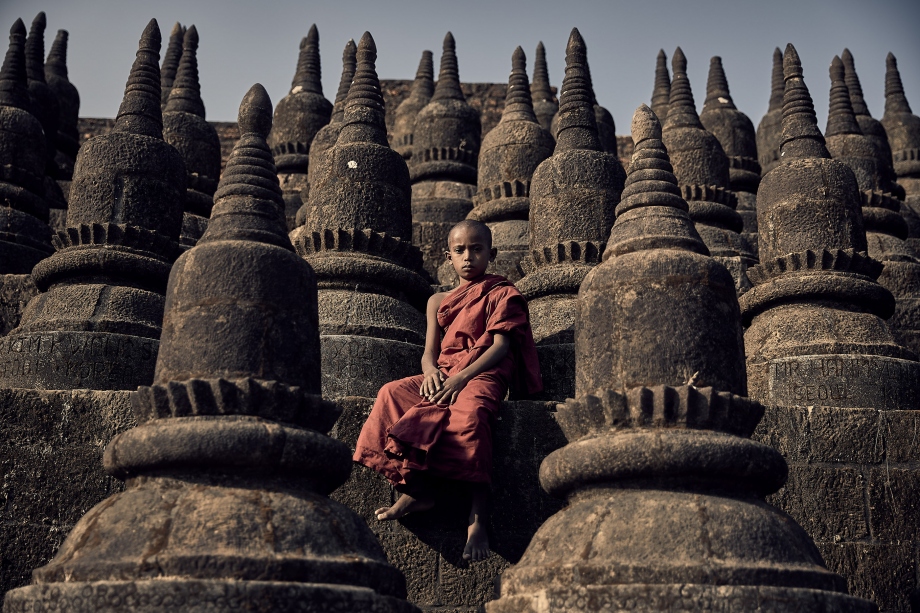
left=0, top=274, right=37, bottom=336
left=650, top=49, right=670, bottom=126
left=0, top=389, right=134, bottom=596
left=819, top=543, right=915, bottom=613
left=159, top=22, right=184, bottom=108
left=0, top=20, right=184, bottom=392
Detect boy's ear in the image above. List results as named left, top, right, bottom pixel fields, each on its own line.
left=490, top=247, right=497, bottom=262
left=444, top=250, right=452, bottom=261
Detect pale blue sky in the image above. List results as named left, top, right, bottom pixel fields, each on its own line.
left=2, top=0, right=918, bottom=132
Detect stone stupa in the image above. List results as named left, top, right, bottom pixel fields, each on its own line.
left=882, top=52, right=920, bottom=255
left=162, top=25, right=221, bottom=249
left=486, top=101, right=875, bottom=613
left=43, top=29, right=80, bottom=200
left=700, top=56, right=761, bottom=254
left=756, top=47, right=785, bottom=176
left=268, top=25, right=332, bottom=227
left=389, top=49, right=433, bottom=160
left=663, top=47, right=756, bottom=293
left=517, top=27, right=625, bottom=401
left=408, top=32, right=481, bottom=279
left=25, top=13, right=67, bottom=223
left=4, top=81, right=420, bottom=613
left=0, top=19, right=52, bottom=279
left=531, top=41, right=557, bottom=137
left=0, top=18, right=185, bottom=391
left=441, top=46, right=553, bottom=286
left=824, top=56, right=920, bottom=360
left=298, top=37, right=356, bottom=228
left=743, top=44, right=920, bottom=611
left=291, top=32, right=430, bottom=399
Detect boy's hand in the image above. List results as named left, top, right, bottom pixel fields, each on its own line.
left=420, top=370, right=445, bottom=400
left=430, top=372, right=470, bottom=405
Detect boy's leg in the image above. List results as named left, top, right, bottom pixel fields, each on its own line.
left=463, top=483, right=490, bottom=561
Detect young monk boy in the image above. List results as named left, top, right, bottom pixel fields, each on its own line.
left=353, top=219, right=542, bottom=561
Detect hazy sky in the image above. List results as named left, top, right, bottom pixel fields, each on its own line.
left=2, top=0, right=918, bottom=133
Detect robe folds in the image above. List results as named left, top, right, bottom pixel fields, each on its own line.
left=353, top=274, right=542, bottom=487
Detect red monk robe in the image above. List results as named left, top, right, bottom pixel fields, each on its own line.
left=353, top=274, right=542, bottom=487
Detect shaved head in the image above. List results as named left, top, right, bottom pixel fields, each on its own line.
left=447, top=219, right=492, bottom=248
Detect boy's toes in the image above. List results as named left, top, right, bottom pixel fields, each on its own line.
left=375, top=506, right=394, bottom=520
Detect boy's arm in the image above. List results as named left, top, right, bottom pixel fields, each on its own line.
left=420, top=292, right=447, bottom=399
left=429, top=332, right=511, bottom=405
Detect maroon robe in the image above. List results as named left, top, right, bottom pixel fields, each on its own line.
left=353, top=274, right=541, bottom=486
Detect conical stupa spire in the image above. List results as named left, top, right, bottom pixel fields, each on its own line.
left=164, top=25, right=204, bottom=117
left=768, top=47, right=784, bottom=111
left=114, top=18, right=162, bottom=138
left=331, top=38, right=357, bottom=121
left=618, top=104, right=689, bottom=216
left=338, top=31, right=387, bottom=146
left=501, top=46, right=537, bottom=122
left=704, top=56, right=736, bottom=109
left=531, top=41, right=558, bottom=135
left=25, top=12, right=46, bottom=83
left=651, top=49, right=670, bottom=123
left=45, top=29, right=67, bottom=78
left=532, top=41, right=553, bottom=101
left=205, top=83, right=287, bottom=247
left=410, top=49, right=434, bottom=99
left=885, top=53, right=912, bottom=115
left=664, top=47, right=703, bottom=129
left=160, top=22, right=183, bottom=107
left=841, top=48, right=870, bottom=116
left=0, top=19, right=30, bottom=111
left=555, top=27, right=601, bottom=152
left=826, top=55, right=861, bottom=137
left=779, top=43, right=829, bottom=161
left=292, top=24, right=323, bottom=94
left=431, top=32, right=464, bottom=101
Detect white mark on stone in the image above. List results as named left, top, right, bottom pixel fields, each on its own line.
left=291, top=85, right=304, bottom=94
left=347, top=160, right=358, bottom=169
left=718, top=96, right=730, bottom=104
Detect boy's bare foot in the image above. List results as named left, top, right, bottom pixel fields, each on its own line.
left=462, top=516, right=490, bottom=561
left=463, top=483, right=491, bottom=561
left=375, top=493, right=434, bottom=521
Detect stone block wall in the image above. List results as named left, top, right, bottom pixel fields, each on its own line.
left=753, top=403, right=920, bottom=612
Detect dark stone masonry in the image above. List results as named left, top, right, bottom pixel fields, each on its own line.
left=2, top=10, right=920, bottom=612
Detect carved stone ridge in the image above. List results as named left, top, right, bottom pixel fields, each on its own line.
left=679, top=183, right=738, bottom=208
left=746, top=248, right=883, bottom=286
left=525, top=240, right=605, bottom=270
left=53, top=223, right=181, bottom=261
left=474, top=179, right=531, bottom=204
left=133, top=376, right=341, bottom=433
left=292, top=227, right=422, bottom=271
left=556, top=384, right=763, bottom=443
left=728, top=155, right=760, bottom=174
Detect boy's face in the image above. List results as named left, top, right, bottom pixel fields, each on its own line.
left=445, top=225, right=496, bottom=283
